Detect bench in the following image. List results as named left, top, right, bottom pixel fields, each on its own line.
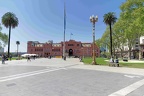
left=109, top=62, right=119, bottom=67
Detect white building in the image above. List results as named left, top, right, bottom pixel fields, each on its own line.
left=140, top=36, right=144, bottom=58
left=116, top=36, right=144, bottom=59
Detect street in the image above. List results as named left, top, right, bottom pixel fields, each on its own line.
left=0, top=58, right=144, bottom=96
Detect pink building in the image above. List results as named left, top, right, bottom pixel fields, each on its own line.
left=27, top=40, right=100, bottom=57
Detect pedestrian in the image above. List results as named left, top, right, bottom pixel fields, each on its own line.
left=10, top=55, right=12, bottom=61
left=79, top=56, right=82, bottom=62
left=2, top=54, right=5, bottom=64
left=110, top=57, right=114, bottom=63
left=34, top=55, right=36, bottom=60
left=27, top=55, right=31, bottom=62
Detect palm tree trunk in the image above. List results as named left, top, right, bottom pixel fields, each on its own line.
left=8, top=25, right=11, bottom=58
left=109, top=24, right=112, bottom=57
left=17, top=44, right=18, bottom=57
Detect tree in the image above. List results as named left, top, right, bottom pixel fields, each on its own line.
left=16, top=41, right=20, bottom=56
left=120, top=0, right=144, bottom=59
left=0, top=25, right=8, bottom=49
left=101, top=27, right=110, bottom=53
left=103, top=12, right=117, bottom=57
left=95, top=39, right=102, bottom=48
left=113, top=18, right=127, bottom=58
left=114, top=16, right=137, bottom=59
left=2, top=12, right=19, bottom=57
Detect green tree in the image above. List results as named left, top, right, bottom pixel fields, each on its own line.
left=101, top=27, right=110, bottom=47
left=0, top=25, right=8, bottom=49
left=2, top=12, right=19, bottom=57
left=16, top=41, right=20, bottom=56
left=103, top=12, right=117, bottom=57
left=95, top=39, right=102, bottom=48
left=120, top=0, right=144, bottom=59
left=115, top=17, right=136, bottom=59
left=113, top=18, right=127, bottom=58
left=101, top=26, right=111, bottom=56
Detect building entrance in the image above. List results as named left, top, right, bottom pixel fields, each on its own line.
left=69, top=49, right=73, bottom=56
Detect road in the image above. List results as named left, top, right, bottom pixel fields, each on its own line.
left=0, top=58, right=144, bottom=96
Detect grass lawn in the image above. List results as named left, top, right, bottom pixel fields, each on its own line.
left=82, top=57, right=109, bottom=65
left=83, top=57, right=144, bottom=68
left=120, top=62, right=144, bottom=68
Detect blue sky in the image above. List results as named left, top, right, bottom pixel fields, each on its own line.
left=0, top=0, right=125, bottom=52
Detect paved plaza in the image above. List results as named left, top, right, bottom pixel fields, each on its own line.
left=0, top=58, right=144, bottom=96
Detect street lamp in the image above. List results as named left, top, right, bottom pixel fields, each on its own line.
left=90, top=15, right=98, bottom=65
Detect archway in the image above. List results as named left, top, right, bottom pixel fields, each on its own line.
left=69, top=49, right=73, bottom=56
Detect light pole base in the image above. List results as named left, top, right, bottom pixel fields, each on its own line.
left=91, top=61, right=97, bottom=65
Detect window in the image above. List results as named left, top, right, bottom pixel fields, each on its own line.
left=52, top=44, right=61, bottom=47
left=65, top=50, right=68, bottom=52
left=142, top=39, right=144, bottom=43
left=77, top=44, right=79, bottom=46
left=35, top=49, right=43, bottom=51
left=52, top=49, right=60, bottom=51
left=31, top=43, right=35, bottom=46
left=68, top=44, right=74, bottom=46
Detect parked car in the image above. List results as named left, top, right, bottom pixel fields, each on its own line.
left=123, top=57, right=128, bottom=62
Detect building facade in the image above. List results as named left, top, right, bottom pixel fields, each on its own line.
left=115, top=36, right=144, bottom=59
left=140, top=36, right=144, bottom=58
left=27, top=40, right=100, bottom=57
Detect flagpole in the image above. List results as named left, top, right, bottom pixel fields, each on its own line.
left=63, top=1, right=66, bottom=60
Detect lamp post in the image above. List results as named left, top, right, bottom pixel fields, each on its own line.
left=90, top=15, right=98, bottom=65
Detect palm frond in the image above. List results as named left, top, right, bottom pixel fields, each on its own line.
left=2, top=12, right=19, bottom=28
left=103, top=12, right=117, bottom=25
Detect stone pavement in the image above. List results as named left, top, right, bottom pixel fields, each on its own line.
left=1, top=58, right=144, bottom=76
left=71, top=64, right=144, bottom=76
left=0, top=58, right=144, bottom=96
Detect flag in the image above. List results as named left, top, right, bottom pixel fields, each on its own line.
left=64, top=1, right=66, bottom=30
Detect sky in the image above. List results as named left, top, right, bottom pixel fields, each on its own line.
left=0, top=0, right=126, bottom=52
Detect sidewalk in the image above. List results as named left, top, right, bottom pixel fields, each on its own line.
left=71, top=64, right=144, bottom=76
left=0, top=58, right=83, bottom=67
left=1, top=58, right=144, bottom=76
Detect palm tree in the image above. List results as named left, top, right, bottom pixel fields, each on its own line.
left=103, top=12, right=117, bottom=57
left=2, top=12, right=19, bottom=57
left=16, top=41, right=20, bottom=56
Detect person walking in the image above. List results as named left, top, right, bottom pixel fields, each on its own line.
left=2, top=54, right=5, bottom=64
left=27, top=55, right=31, bottom=62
